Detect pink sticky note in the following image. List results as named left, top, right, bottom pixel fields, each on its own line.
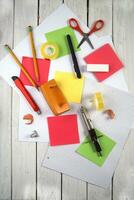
left=47, top=114, right=80, bottom=146
left=84, top=44, right=124, bottom=81
left=20, top=56, right=50, bottom=86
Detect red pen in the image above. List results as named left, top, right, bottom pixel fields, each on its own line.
left=12, top=76, right=41, bottom=114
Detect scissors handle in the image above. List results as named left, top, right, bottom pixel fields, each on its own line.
left=68, top=18, right=83, bottom=35
left=88, top=19, right=104, bottom=35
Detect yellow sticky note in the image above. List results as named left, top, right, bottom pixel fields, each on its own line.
left=55, top=71, right=84, bottom=103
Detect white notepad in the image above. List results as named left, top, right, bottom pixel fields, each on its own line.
left=42, top=77, right=134, bottom=188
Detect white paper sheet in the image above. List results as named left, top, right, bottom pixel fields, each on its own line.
left=0, top=4, right=128, bottom=143
left=42, top=77, right=134, bottom=188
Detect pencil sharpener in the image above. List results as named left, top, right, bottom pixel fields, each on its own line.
left=40, top=79, right=70, bottom=115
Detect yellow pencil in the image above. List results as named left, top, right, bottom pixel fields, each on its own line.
left=5, top=44, right=38, bottom=90
left=28, top=26, right=40, bottom=82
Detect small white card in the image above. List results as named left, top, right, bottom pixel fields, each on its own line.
left=87, top=64, right=109, bottom=72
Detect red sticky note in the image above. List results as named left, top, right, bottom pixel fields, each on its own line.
left=20, top=56, right=50, bottom=86
left=47, top=114, right=80, bottom=146
left=84, top=44, right=124, bottom=81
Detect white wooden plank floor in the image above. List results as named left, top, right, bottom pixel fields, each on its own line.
left=0, top=0, right=134, bottom=199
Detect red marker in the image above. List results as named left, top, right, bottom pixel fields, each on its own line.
left=12, top=76, right=41, bottom=114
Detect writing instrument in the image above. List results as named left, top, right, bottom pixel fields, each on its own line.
left=12, top=76, right=41, bottom=114
left=28, top=26, right=40, bottom=81
left=5, top=44, right=38, bottom=90
left=66, top=34, right=81, bottom=79
left=80, top=106, right=102, bottom=156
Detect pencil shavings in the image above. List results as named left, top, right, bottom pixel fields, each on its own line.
left=23, top=114, right=34, bottom=125
left=103, top=109, right=115, bottom=119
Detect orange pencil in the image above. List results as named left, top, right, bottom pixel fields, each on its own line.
left=28, top=26, right=40, bottom=82
left=5, top=44, right=38, bottom=90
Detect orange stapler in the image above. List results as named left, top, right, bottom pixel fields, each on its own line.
left=40, top=79, right=70, bottom=115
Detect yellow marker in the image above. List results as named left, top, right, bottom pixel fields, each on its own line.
left=94, top=92, right=104, bottom=110
left=40, top=42, right=59, bottom=60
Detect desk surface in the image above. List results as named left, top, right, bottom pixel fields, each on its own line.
left=0, top=0, right=134, bottom=199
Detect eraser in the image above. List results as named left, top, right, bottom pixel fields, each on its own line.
left=87, top=64, right=109, bottom=72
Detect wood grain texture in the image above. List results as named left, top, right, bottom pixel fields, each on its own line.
left=37, top=144, right=61, bottom=200
left=0, top=0, right=134, bottom=199
left=65, top=0, right=87, bottom=23
left=0, top=0, right=13, bottom=199
left=113, top=0, right=134, bottom=199
left=89, top=0, right=112, bottom=36
left=88, top=0, right=112, bottom=199
left=37, top=1, right=62, bottom=199
left=11, top=0, right=37, bottom=199
left=113, top=0, right=134, bottom=91
left=39, top=0, right=62, bottom=22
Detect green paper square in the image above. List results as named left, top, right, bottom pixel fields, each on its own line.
left=76, top=129, right=116, bottom=167
left=45, top=26, right=80, bottom=58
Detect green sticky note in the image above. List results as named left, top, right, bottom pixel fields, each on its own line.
left=76, top=129, right=116, bottom=167
left=45, top=26, right=80, bottom=58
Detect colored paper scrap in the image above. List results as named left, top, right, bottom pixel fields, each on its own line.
left=20, top=56, right=50, bottom=86
left=47, top=114, right=80, bottom=146
left=45, top=26, right=80, bottom=58
left=55, top=71, right=84, bottom=103
left=84, top=44, right=124, bottom=82
left=76, top=129, right=116, bottom=166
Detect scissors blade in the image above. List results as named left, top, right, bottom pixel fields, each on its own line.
left=77, top=37, right=86, bottom=48
left=77, top=34, right=94, bottom=49
left=86, top=37, right=94, bottom=49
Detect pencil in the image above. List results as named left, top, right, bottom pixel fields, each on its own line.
left=5, top=44, right=38, bottom=90
left=28, top=26, right=40, bottom=82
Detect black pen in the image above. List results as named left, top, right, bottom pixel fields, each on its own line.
left=66, top=34, right=81, bottom=79
left=80, top=106, right=102, bottom=156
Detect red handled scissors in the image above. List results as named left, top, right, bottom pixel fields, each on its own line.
left=68, top=18, right=104, bottom=49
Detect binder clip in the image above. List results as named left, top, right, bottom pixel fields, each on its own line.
left=40, top=79, right=70, bottom=115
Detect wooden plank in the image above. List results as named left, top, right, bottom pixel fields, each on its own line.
left=39, top=0, right=62, bottom=19
left=65, top=0, right=87, bottom=23
left=62, top=175, right=87, bottom=200
left=113, top=0, right=134, bottom=91
left=88, top=0, right=112, bottom=199
left=113, top=130, right=134, bottom=199
left=89, top=0, right=112, bottom=36
left=113, top=0, right=134, bottom=199
left=37, top=1, right=62, bottom=199
left=11, top=0, right=37, bottom=199
left=37, top=144, right=62, bottom=200
left=0, top=0, right=13, bottom=199
left=62, top=0, right=87, bottom=200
